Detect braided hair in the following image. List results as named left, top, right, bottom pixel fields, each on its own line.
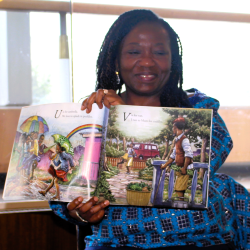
left=96, top=9, right=191, bottom=108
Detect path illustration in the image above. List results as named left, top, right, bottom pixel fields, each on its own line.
left=106, top=164, right=152, bottom=205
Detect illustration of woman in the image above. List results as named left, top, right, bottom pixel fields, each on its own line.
left=16, top=134, right=32, bottom=173
left=15, top=133, right=28, bottom=172
left=125, top=143, right=136, bottom=174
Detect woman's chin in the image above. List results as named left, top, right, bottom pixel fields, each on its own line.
left=133, top=87, right=162, bottom=96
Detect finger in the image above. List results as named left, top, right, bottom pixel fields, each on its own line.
left=67, top=196, right=84, bottom=211
left=88, top=209, right=105, bottom=223
left=79, top=200, right=110, bottom=223
left=103, top=94, right=124, bottom=108
left=86, top=92, right=99, bottom=113
left=82, top=92, right=97, bottom=113
left=81, top=98, right=88, bottom=111
left=81, top=93, right=95, bottom=111
left=103, top=96, right=111, bottom=109
left=77, top=196, right=99, bottom=214
left=95, top=89, right=105, bottom=109
left=87, top=200, right=110, bottom=215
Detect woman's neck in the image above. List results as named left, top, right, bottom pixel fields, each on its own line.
left=121, top=91, right=161, bottom=107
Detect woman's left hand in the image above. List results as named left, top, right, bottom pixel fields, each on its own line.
left=81, top=89, right=125, bottom=113
left=67, top=196, right=110, bottom=223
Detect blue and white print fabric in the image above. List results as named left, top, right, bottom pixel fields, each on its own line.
left=50, top=89, right=250, bottom=249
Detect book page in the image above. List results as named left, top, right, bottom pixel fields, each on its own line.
left=3, top=103, right=108, bottom=202
left=97, top=105, right=212, bottom=209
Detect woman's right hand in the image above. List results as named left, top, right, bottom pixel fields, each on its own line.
left=81, top=89, right=125, bottom=113
left=67, top=196, right=110, bottom=223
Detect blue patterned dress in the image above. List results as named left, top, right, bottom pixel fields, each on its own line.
left=50, top=90, right=250, bottom=249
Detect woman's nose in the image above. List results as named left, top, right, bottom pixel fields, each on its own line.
left=138, top=52, right=155, bottom=67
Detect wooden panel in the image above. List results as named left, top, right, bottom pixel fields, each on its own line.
left=0, top=0, right=71, bottom=13
left=219, top=107, right=250, bottom=163
left=0, top=211, right=77, bottom=250
left=0, top=1, right=250, bottom=23
left=0, top=200, right=50, bottom=211
left=0, top=108, right=21, bottom=172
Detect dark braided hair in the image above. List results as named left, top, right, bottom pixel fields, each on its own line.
left=96, top=9, right=191, bottom=108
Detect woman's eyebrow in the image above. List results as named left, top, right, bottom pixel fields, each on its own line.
left=154, top=42, right=165, bottom=46
left=124, top=42, right=140, bottom=47
left=154, top=40, right=170, bottom=46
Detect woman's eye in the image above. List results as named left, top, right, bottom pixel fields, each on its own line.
left=154, top=51, right=168, bottom=55
left=128, top=50, right=140, bottom=55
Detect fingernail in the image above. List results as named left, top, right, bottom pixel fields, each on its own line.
left=93, top=196, right=98, bottom=202
left=104, top=200, right=110, bottom=206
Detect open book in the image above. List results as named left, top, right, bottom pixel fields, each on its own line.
left=3, top=103, right=212, bottom=209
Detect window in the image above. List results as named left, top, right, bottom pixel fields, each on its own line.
left=0, top=9, right=72, bottom=106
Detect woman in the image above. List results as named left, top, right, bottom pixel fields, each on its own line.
left=126, top=143, right=136, bottom=174
left=50, top=9, right=249, bottom=249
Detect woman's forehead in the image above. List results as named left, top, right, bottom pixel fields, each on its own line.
left=122, top=21, right=170, bottom=45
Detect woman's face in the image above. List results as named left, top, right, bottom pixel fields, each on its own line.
left=118, top=21, right=172, bottom=96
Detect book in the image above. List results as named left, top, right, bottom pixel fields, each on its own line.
left=3, top=103, right=213, bottom=209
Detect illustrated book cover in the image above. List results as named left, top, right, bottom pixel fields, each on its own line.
left=3, top=103, right=213, bottom=209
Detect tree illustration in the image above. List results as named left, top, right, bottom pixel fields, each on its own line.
left=107, top=106, right=127, bottom=151
left=91, top=171, right=116, bottom=202
left=106, top=107, right=119, bottom=148
left=153, top=126, right=175, bottom=160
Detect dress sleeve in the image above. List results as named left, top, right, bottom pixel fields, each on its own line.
left=191, top=93, right=233, bottom=177
left=63, top=151, right=75, bottom=167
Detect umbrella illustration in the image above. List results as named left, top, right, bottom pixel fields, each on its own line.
left=51, top=134, right=74, bottom=156
left=20, top=115, right=49, bottom=134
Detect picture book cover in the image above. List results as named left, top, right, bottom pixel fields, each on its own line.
left=3, top=103, right=213, bottom=210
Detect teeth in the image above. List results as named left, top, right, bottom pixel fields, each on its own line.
left=141, top=75, right=154, bottom=78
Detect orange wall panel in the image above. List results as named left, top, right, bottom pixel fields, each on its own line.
left=0, top=108, right=21, bottom=172
left=219, top=107, right=250, bottom=163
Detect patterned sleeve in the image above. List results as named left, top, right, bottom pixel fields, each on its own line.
left=191, top=94, right=233, bottom=177
left=213, top=173, right=250, bottom=250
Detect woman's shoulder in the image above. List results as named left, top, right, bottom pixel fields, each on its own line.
left=186, top=88, right=220, bottom=111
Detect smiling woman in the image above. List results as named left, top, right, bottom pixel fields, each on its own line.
left=88, top=10, right=191, bottom=111
left=118, top=21, right=172, bottom=104
left=50, top=9, right=250, bottom=250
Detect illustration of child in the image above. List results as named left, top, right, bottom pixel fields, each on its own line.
left=39, top=143, right=74, bottom=200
